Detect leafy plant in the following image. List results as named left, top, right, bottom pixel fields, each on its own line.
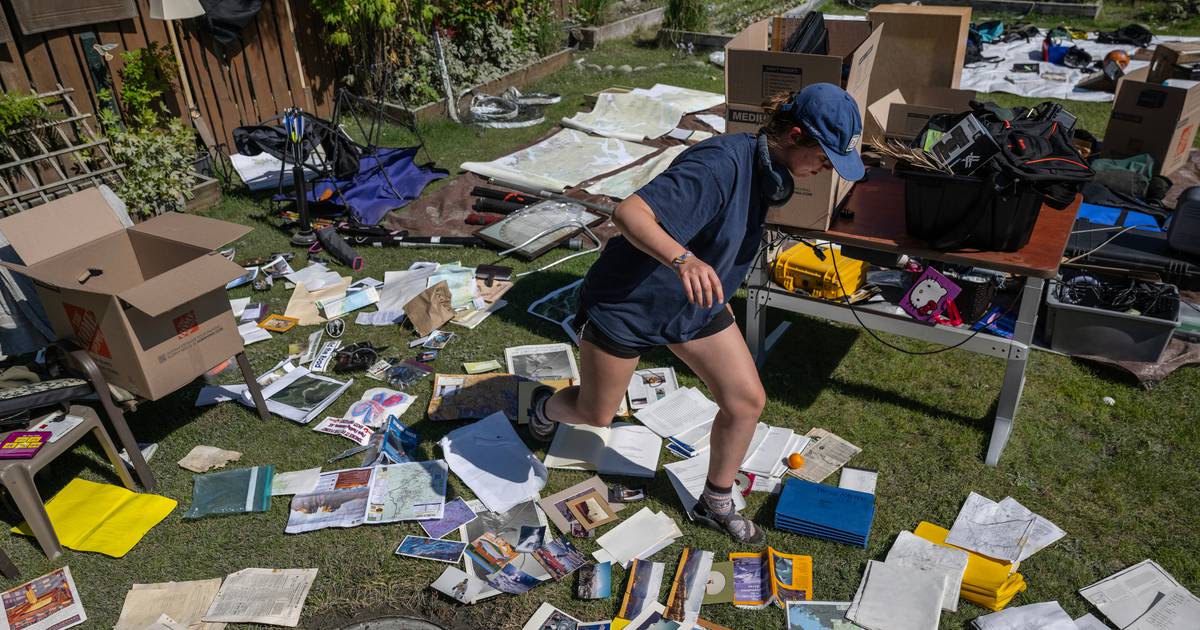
left=108, top=119, right=196, bottom=217
left=574, top=0, right=616, bottom=26
left=664, top=0, right=707, bottom=32
left=530, top=2, right=564, bottom=57
left=0, top=91, right=59, bottom=156
left=112, top=43, right=178, bottom=130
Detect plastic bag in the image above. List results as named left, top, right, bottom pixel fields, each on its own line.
left=184, top=465, right=275, bottom=519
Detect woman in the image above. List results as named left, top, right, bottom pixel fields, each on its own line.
left=528, top=83, right=865, bottom=544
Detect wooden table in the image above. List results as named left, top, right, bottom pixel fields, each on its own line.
left=746, top=169, right=1078, bottom=466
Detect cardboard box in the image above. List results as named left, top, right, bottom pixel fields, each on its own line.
left=724, top=19, right=882, bottom=230
left=865, top=87, right=975, bottom=143
left=1104, top=75, right=1200, bottom=176
left=0, top=188, right=251, bottom=400
left=865, top=4, right=971, bottom=139
left=1148, top=42, right=1200, bottom=83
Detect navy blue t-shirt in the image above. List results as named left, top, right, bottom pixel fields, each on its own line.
left=580, top=133, right=767, bottom=347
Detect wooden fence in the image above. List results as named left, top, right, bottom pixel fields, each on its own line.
left=0, top=0, right=337, bottom=149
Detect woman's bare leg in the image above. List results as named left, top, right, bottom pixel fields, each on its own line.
left=542, top=338, right=639, bottom=428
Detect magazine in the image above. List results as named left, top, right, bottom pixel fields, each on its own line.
left=731, top=547, right=814, bottom=609
left=245, top=366, right=352, bottom=424
left=286, top=462, right=447, bottom=533
left=0, top=567, right=87, bottom=629
left=504, top=343, right=580, bottom=383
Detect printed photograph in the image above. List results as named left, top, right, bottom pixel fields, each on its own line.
left=419, top=498, right=478, bottom=540
left=268, top=374, right=342, bottom=412
left=533, top=536, right=589, bottom=579
left=394, top=536, right=468, bottom=563
left=515, top=525, right=546, bottom=552
left=665, top=549, right=712, bottom=623
left=485, top=563, right=542, bottom=595
left=785, top=601, right=863, bottom=630
left=619, top=560, right=665, bottom=620
left=608, top=485, right=646, bottom=503
left=732, top=555, right=770, bottom=605
left=576, top=561, right=612, bottom=599
left=506, top=345, right=578, bottom=382
left=535, top=609, right=578, bottom=630
left=467, top=531, right=518, bottom=573
left=1, top=568, right=83, bottom=630
left=462, top=501, right=551, bottom=581
left=424, top=331, right=456, bottom=349
left=775, top=555, right=793, bottom=584
left=566, top=490, right=617, bottom=530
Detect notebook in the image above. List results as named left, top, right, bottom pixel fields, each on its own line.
left=543, top=422, right=660, bottom=478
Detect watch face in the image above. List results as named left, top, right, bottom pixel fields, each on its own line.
left=325, top=319, right=345, bottom=338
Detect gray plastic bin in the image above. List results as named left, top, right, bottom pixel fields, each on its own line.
left=1044, top=280, right=1180, bottom=363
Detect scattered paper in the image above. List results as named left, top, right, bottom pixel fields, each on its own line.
left=505, top=343, right=580, bottom=382
left=1, top=567, right=87, bottom=630
left=30, top=412, right=84, bottom=443
left=178, top=445, right=242, bottom=473
left=238, top=321, right=271, bottom=346
left=341, top=387, right=416, bottom=428
left=790, top=428, right=862, bottom=482
left=270, top=468, right=322, bottom=496
left=203, top=568, right=317, bottom=627
left=1126, top=588, right=1200, bottom=630
left=451, top=299, right=507, bottom=329
left=310, top=340, right=342, bottom=373
left=945, top=492, right=1065, bottom=563
left=439, top=412, right=548, bottom=514
left=885, top=531, right=969, bottom=612
left=380, top=265, right=438, bottom=312
left=741, top=424, right=799, bottom=477
left=418, top=497, right=478, bottom=539
left=847, top=560, right=944, bottom=630
left=285, top=263, right=342, bottom=291
left=312, top=416, right=375, bottom=445
left=229, top=297, right=250, bottom=319
left=298, top=330, right=324, bottom=365
left=318, top=286, right=379, bottom=318
left=356, top=309, right=405, bottom=326
left=594, top=507, right=680, bottom=568
left=635, top=387, right=719, bottom=438
left=1081, top=560, right=1192, bottom=629
left=626, top=367, right=680, bottom=411
left=663, top=452, right=746, bottom=518
left=972, top=601, right=1076, bottom=630
left=284, top=275, right=351, bottom=326
left=115, top=578, right=225, bottom=630
left=1073, top=614, right=1109, bottom=630
left=431, top=566, right=486, bottom=605
left=839, top=467, right=879, bottom=495
left=543, top=422, right=660, bottom=478
left=521, top=603, right=580, bottom=630
left=463, top=359, right=501, bottom=374
left=665, top=548, right=714, bottom=625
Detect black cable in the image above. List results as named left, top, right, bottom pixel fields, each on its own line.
left=828, top=245, right=1021, bottom=355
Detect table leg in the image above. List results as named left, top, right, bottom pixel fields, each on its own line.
left=236, top=352, right=271, bottom=421
left=986, top=277, right=1044, bottom=466
left=745, top=254, right=769, bottom=368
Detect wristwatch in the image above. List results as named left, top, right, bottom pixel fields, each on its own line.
left=672, top=251, right=693, bottom=272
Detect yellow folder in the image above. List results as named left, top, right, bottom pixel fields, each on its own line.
left=13, top=478, right=176, bottom=558
left=913, top=521, right=1026, bottom=610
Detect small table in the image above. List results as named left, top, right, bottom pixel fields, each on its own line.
left=746, top=169, right=1078, bottom=466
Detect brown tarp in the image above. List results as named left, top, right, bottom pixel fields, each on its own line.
left=382, top=106, right=726, bottom=241
left=10, top=0, right=136, bottom=35
left=1074, top=337, right=1200, bottom=387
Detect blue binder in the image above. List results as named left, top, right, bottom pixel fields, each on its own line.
left=774, top=478, right=875, bottom=547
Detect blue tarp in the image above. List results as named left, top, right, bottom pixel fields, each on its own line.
left=1076, top=202, right=1163, bottom=232
left=307, top=147, right=448, bottom=225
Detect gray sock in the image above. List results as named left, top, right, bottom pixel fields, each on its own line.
left=700, top=484, right=761, bottom=543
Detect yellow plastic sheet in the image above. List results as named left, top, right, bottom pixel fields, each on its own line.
left=13, top=478, right=176, bottom=558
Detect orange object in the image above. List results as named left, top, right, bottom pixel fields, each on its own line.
left=787, top=453, right=805, bottom=469
left=1105, top=50, right=1130, bottom=69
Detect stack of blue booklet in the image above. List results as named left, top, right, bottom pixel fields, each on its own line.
left=774, top=478, right=875, bottom=547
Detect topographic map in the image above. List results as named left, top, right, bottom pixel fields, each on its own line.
left=365, top=460, right=448, bottom=524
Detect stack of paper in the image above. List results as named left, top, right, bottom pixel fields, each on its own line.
left=886, top=531, right=969, bottom=612
left=774, top=479, right=875, bottom=547
left=912, top=522, right=1026, bottom=611
left=971, top=601, right=1077, bottom=630
left=593, top=507, right=681, bottom=568
left=543, top=422, right=660, bottom=478
left=740, top=423, right=810, bottom=478
left=663, top=452, right=745, bottom=518
left=847, top=560, right=945, bottom=630
left=636, top=387, right=719, bottom=440
left=945, top=492, right=1065, bottom=563
left=1080, top=560, right=1200, bottom=630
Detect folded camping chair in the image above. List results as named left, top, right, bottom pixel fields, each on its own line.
left=0, top=341, right=154, bottom=491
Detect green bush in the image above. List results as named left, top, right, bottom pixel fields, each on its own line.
left=665, top=0, right=707, bottom=31
left=575, top=0, right=616, bottom=26
left=0, top=91, right=59, bottom=157
left=108, top=119, right=197, bottom=217
left=113, top=42, right=177, bottom=130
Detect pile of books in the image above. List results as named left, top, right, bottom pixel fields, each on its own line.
left=773, top=478, right=875, bottom=547
left=913, top=521, right=1027, bottom=611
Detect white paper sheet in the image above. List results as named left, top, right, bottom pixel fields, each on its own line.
left=379, top=265, right=438, bottom=312
left=696, top=113, right=726, bottom=133
left=789, top=427, right=861, bottom=482
left=847, top=560, right=944, bottom=630
left=563, top=92, right=686, bottom=141
left=662, top=451, right=746, bottom=518
left=635, top=387, right=719, bottom=438
left=229, top=297, right=250, bottom=319
left=885, top=531, right=969, bottom=612
left=284, top=263, right=342, bottom=292
left=203, top=568, right=317, bottom=627
left=1080, top=560, right=1185, bottom=628
left=839, top=467, right=879, bottom=495
left=741, top=425, right=795, bottom=476
left=1126, top=587, right=1200, bottom=630
left=1073, top=613, right=1110, bottom=630
left=630, top=84, right=725, bottom=113
left=595, top=508, right=680, bottom=568
left=115, top=578, right=225, bottom=630
left=238, top=322, right=270, bottom=346
left=270, top=468, right=322, bottom=496
left=945, top=492, right=1064, bottom=563
left=439, top=412, right=548, bottom=514
left=972, top=601, right=1077, bottom=630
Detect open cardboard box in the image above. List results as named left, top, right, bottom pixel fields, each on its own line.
left=1105, top=67, right=1200, bottom=176
left=724, top=18, right=882, bottom=230
left=0, top=188, right=251, bottom=400
left=865, top=87, right=976, bottom=144
left=1148, top=42, right=1200, bottom=83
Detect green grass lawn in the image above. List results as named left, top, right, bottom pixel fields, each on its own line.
left=3, top=40, right=1198, bottom=630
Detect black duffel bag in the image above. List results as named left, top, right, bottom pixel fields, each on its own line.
left=899, top=101, right=1094, bottom=252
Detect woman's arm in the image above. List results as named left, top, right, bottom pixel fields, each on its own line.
left=613, top=194, right=724, bottom=308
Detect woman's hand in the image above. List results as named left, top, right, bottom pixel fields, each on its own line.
left=676, top=256, right=724, bottom=308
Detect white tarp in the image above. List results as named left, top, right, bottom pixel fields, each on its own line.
left=563, top=92, right=686, bottom=141
left=631, top=84, right=725, bottom=114
left=461, top=128, right=655, bottom=193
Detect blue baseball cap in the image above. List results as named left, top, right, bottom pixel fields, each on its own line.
left=779, top=83, right=865, bottom=181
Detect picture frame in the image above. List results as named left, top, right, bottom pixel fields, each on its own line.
left=566, top=489, right=618, bottom=530
left=258, top=313, right=299, bottom=333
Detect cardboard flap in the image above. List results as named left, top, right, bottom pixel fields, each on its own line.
left=0, top=188, right=123, bottom=265
left=128, top=212, right=251, bottom=250
left=866, top=88, right=907, bottom=138
left=846, top=24, right=884, bottom=123
left=118, top=253, right=246, bottom=316
left=0, top=261, right=114, bottom=296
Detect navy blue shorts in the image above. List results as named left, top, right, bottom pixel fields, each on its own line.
left=574, top=307, right=736, bottom=359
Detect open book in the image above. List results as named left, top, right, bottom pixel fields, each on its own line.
left=730, top=547, right=814, bottom=609
left=543, top=422, right=660, bottom=478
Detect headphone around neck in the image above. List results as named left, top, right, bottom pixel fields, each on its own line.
left=757, top=133, right=793, bottom=207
